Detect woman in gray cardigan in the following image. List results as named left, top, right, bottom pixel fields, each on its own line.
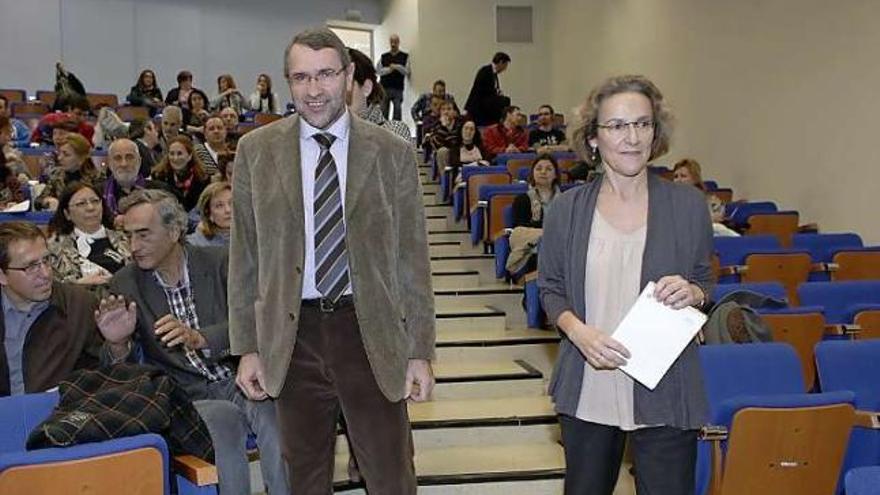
left=538, top=75, right=713, bottom=495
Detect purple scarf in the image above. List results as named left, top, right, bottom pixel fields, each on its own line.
left=103, top=175, right=146, bottom=215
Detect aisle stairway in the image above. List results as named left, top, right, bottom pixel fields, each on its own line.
left=330, top=159, right=566, bottom=493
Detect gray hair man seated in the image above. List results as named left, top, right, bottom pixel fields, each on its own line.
left=94, top=188, right=288, bottom=494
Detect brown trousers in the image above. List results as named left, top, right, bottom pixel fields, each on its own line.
left=275, top=303, right=416, bottom=495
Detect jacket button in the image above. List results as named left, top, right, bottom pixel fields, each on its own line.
left=295, top=266, right=302, bottom=274
left=289, top=313, right=296, bottom=321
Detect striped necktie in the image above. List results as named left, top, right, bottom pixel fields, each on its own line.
left=313, top=132, right=350, bottom=303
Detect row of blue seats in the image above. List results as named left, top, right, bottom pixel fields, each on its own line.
left=696, top=340, right=880, bottom=494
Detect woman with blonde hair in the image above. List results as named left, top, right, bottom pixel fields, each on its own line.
left=539, top=75, right=712, bottom=495
left=37, top=132, right=100, bottom=211
left=187, top=181, right=232, bottom=247
left=672, top=158, right=705, bottom=190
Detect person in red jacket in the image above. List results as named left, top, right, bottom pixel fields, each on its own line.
left=482, top=105, right=528, bottom=160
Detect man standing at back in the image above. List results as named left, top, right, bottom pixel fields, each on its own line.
left=376, top=34, right=410, bottom=121
left=464, top=52, right=511, bottom=126
left=230, top=27, right=435, bottom=494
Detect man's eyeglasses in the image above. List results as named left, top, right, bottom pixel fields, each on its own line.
left=596, top=120, right=655, bottom=137
left=5, top=256, right=52, bottom=276
left=70, top=197, right=102, bottom=209
left=288, top=67, right=346, bottom=86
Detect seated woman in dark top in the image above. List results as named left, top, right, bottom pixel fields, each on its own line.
left=126, top=69, right=164, bottom=117
left=184, top=88, right=211, bottom=137
left=151, top=135, right=210, bottom=213
left=48, top=181, right=131, bottom=287
left=509, top=154, right=561, bottom=273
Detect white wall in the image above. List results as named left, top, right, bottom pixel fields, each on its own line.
left=547, top=0, right=880, bottom=243
left=0, top=0, right=382, bottom=107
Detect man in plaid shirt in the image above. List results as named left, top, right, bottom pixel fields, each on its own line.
left=95, top=189, right=288, bottom=494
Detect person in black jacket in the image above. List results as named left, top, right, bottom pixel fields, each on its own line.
left=511, top=154, right=560, bottom=273
left=464, top=52, right=511, bottom=126
left=126, top=69, right=164, bottom=117
left=164, top=70, right=194, bottom=109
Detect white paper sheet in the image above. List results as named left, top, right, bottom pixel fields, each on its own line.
left=2, top=200, right=31, bottom=213
left=612, top=281, right=707, bottom=390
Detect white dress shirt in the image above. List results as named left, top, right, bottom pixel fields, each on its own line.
left=299, top=111, right=351, bottom=300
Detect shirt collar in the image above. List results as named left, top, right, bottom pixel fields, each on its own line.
left=2, top=288, right=50, bottom=316
left=300, top=109, right=351, bottom=144
left=153, top=249, right=191, bottom=290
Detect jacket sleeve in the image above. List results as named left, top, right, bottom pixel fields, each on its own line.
left=537, top=196, right=572, bottom=325
left=396, top=143, right=436, bottom=360
left=512, top=193, right=533, bottom=228
left=197, top=249, right=231, bottom=360
left=228, top=134, right=259, bottom=355
left=127, top=86, right=145, bottom=106
left=687, top=189, right=715, bottom=302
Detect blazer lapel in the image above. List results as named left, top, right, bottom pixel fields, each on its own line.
left=345, top=116, right=380, bottom=215
left=269, top=116, right=304, bottom=219
left=136, top=267, right=171, bottom=322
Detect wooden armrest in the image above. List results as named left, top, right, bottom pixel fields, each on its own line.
left=855, top=410, right=880, bottom=429
left=718, top=265, right=747, bottom=277
left=824, top=324, right=860, bottom=336
left=798, top=223, right=820, bottom=233
left=173, top=455, right=218, bottom=486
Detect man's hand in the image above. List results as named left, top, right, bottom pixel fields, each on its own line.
left=505, top=143, right=519, bottom=153
left=95, top=295, right=137, bottom=344
left=154, top=314, right=207, bottom=349
left=405, top=359, right=434, bottom=402
left=236, top=353, right=269, bottom=400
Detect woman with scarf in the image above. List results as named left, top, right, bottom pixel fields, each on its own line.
left=37, top=132, right=100, bottom=211
left=48, top=182, right=130, bottom=287
left=150, top=135, right=209, bottom=213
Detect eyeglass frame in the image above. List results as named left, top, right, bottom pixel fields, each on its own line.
left=69, top=197, right=103, bottom=209
left=5, top=255, right=53, bottom=277
left=287, top=67, right=347, bottom=87
left=596, top=119, right=656, bottom=136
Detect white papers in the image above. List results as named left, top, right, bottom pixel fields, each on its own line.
left=612, top=281, right=707, bottom=390
left=2, top=200, right=31, bottom=213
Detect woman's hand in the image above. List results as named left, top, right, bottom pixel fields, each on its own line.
left=654, top=275, right=705, bottom=310
left=559, top=312, right=630, bottom=370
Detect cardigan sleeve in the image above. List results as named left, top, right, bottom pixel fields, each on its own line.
left=537, top=196, right=573, bottom=325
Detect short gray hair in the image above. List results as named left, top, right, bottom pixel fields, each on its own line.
left=107, top=138, right=141, bottom=158
left=162, top=105, right=183, bottom=122
left=283, top=27, right=351, bottom=79
left=119, top=189, right=188, bottom=243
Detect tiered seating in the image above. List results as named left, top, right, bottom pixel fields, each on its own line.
left=0, top=89, right=26, bottom=103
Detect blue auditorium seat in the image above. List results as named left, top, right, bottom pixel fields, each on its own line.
left=798, top=281, right=880, bottom=324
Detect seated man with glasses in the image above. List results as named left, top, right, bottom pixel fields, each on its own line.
left=528, top=104, right=569, bottom=154
left=0, top=221, right=106, bottom=397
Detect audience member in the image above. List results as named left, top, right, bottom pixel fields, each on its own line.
left=377, top=34, right=410, bottom=120
left=185, top=89, right=211, bottom=135
left=100, top=138, right=169, bottom=222
left=94, top=189, right=288, bottom=495
left=529, top=104, right=568, bottom=153
left=187, top=181, right=232, bottom=248
left=127, top=118, right=161, bottom=177
left=165, top=70, right=194, bottom=109
left=211, top=74, right=245, bottom=116
left=0, top=95, right=31, bottom=147
left=420, top=95, right=444, bottom=140
left=458, top=120, right=485, bottom=165
left=0, top=116, right=27, bottom=177
left=482, top=105, right=529, bottom=159
left=37, top=133, right=100, bottom=211
left=428, top=101, right=462, bottom=150
left=539, top=75, right=712, bottom=495
left=464, top=52, right=511, bottom=126
left=508, top=154, right=560, bottom=275
left=411, top=79, right=457, bottom=123
left=31, top=95, right=95, bottom=145
left=347, top=47, right=411, bottom=140
left=247, top=73, right=280, bottom=115
left=160, top=105, right=185, bottom=154
left=219, top=107, right=241, bottom=150
left=194, top=116, right=228, bottom=176
left=151, top=135, right=209, bottom=212
left=708, top=194, right=739, bottom=237
left=47, top=182, right=130, bottom=287
left=672, top=158, right=705, bottom=190
left=0, top=221, right=104, bottom=397
left=126, top=69, right=164, bottom=117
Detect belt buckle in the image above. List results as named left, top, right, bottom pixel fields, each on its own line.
left=318, top=297, right=335, bottom=313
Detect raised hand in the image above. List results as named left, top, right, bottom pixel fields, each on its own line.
left=95, top=295, right=137, bottom=344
